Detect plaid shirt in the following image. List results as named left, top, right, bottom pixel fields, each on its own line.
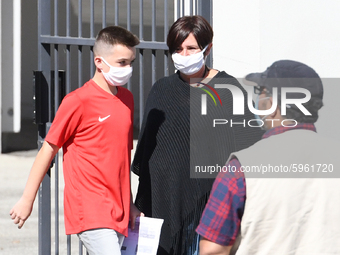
left=196, top=123, right=317, bottom=245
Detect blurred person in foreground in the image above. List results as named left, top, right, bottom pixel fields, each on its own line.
left=197, top=60, right=340, bottom=255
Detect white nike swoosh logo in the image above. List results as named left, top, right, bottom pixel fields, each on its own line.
left=98, top=115, right=111, bottom=122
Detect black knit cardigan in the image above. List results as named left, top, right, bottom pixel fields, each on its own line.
left=132, top=71, right=263, bottom=255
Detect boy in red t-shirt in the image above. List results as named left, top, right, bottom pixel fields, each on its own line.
left=10, top=26, right=143, bottom=255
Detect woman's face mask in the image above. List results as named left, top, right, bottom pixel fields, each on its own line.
left=171, top=45, right=208, bottom=75
left=101, top=57, right=133, bottom=86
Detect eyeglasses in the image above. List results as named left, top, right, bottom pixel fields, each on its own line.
left=254, top=86, right=267, bottom=95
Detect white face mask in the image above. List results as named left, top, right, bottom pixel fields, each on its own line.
left=101, top=57, right=133, bottom=86
left=171, top=45, right=208, bottom=75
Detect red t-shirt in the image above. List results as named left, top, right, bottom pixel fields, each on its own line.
left=45, top=79, right=133, bottom=236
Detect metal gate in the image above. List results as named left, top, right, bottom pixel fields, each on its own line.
left=36, top=0, right=212, bottom=254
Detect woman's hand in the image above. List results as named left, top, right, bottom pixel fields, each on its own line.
left=130, top=203, right=144, bottom=230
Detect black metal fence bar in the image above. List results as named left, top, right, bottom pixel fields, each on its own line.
left=38, top=0, right=51, bottom=254
left=66, top=3, right=71, bottom=253
left=139, top=0, right=143, bottom=40
left=127, top=0, right=132, bottom=91
left=54, top=67, right=60, bottom=255
left=53, top=1, right=60, bottom=253
left=152, top=49, right=156, bottom=86
left=54, top=0, right=58, bottom=36
left=40, top=36, right=168, bottom=49
left=90, top=0, right=95, bottom=77
left=79, top=240, right=83, bottom=255
left=190, top=0, right=193, bottom=15
left=139, top=48, right=144, bottom=129
left=54, top=45, right=60, bottom=255
left=78, top=0, right=82, bottom=88
left=78, top=0, right=82, bottom=38
left=164, top=0, right=169, bottom=77
left=90, top=47, right=95, bottom=77
left=115, top=0, right=119, bottom=25
left=66, top=45, right=71, bottom=255
left=78, top=45, right=82, bottom=88
left=152, top=0, right=156, bottom=41
left=67, top=235, right=71, bottom=254
left=90, top=0, right=94, bottom=37
left=151, top=0, right=156, bottom=85
left=77, top=1, right=84, bottom=253
left=40, top=36, right=94, bottom=46
left=127, top=0, right=131, bottom=30
left=66, top=0, right=70, bottom=37
left=139, top=0, right=144, bottom=128
left=102, top=0, right=106, bottom=28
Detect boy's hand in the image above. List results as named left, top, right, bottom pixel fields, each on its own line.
left=130, top=203, right=144, bottom=230
left=9, top=141, right=58, bottom=230
left=10, top=197, right=33, bottom=229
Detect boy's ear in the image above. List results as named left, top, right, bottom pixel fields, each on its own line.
left=94, top=57, right=103, bottom=70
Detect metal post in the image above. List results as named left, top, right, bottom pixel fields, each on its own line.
left=37, top=0, right=52, bottom=254
left=164, top=0, right=169, bottom=76
left=90, top=0, right=95, bottom=77
left=127, top=0, right=132, bottom=91
left=102, top=0, right=106, bottom=28
left=151, top=0, right=156, bottom=85
left=197, top=0, right=213, bottom=67
left=78, top=0, right=83, bottom=87
left=139, top=0, right=144, bottom=128
left=66, top=0, right=71, bottom=97
left=115, top=0, right=119, bottom=25
left=53, top=2, right=60, bottom=252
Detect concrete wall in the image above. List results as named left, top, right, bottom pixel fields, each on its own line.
left=1, top=0, right=21, bottom=135
left=213, top=0, right=340, bottom=141
left=1, top=0, right=37, bottom=152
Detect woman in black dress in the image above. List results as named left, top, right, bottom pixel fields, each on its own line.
left=132, top=15, right=263, bottom=255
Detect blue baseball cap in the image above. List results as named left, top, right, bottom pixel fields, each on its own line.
left=245, top=60, right=323, bottom=100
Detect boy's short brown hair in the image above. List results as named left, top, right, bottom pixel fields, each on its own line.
left=93, top=26, right=139, bottom=56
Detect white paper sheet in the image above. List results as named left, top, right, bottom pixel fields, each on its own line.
left=121, top=217, right=164, bottom=255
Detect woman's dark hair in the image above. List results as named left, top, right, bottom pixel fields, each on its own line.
left=167, top=15, right=213, bottom=54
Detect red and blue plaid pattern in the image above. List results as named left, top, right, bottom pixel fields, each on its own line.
left=196, top=158, right=245, bottom=245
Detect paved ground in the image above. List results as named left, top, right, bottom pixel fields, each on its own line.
left=0, top=142, right=139, bottom=254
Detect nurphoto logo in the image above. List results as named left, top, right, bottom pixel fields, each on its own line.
left=198, top=83, right=311, bottom=128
